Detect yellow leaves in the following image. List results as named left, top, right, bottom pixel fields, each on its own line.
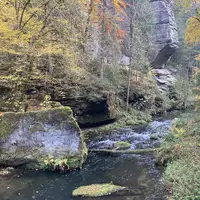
left=173, top=127, right=185, bottom=138
left=0, top=0, right=44, bottom=52
left=176, top=0, right=200, bottom=60
left=196, top=54, right=200, bottom=60
left=185, top=16, right=200, bottom=44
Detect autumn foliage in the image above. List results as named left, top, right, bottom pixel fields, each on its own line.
left=89, top=0, right=126, bottom=39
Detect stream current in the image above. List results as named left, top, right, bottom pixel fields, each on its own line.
left=0, top=114, right=178, bottom=200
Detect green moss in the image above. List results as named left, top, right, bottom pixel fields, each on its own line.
left=0, top=113, right=19, bottom=139
left=113, top=141, right=131, bottom=150
left=0, top=107, right=76, bottom=138
left=72, top=183, right=126, bottom=197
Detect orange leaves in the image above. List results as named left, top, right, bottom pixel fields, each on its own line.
left=116, top=29, right=126, bottom=39
left=92, top=0, right=126, bottom=14
left=112, top=0, right=126, bottom=14
left=0, top=112, right=4, bottom=117
left=90, top=0, right=127, bottom=39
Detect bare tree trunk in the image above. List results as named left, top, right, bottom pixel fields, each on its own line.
left=100, top=0, right=106, bottom=81
left=83, top=0, right=93, bottom=49
left=126, top=0, right=139, bottom=110
left=19, top=0, right=31, bottom=29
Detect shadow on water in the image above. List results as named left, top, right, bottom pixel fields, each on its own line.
left=0, top=153, right=166, bottom=200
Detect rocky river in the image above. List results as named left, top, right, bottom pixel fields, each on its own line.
left=0, top=113, right=179, bottom=200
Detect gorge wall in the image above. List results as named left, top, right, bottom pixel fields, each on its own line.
left=86, top=0, right=179, bottom=68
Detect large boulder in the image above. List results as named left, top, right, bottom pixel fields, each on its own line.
left=0, top=107, right=87, bottom=171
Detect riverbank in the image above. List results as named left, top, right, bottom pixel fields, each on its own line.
left=156, top=110, right=200, bottom=199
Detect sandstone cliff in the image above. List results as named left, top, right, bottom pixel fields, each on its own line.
left=151, top=0, right=179, bottom=68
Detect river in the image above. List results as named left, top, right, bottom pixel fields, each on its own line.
left=0, top=113, right=179, bottom=200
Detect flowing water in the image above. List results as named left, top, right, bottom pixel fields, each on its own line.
left=0, top=115, right=178, bottom=200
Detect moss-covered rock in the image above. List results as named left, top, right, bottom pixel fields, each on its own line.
left=113, top=141, right=131, bottom=150
left=72, top=183, right=126, bottom=197
left=150, top=135, right=159, bottom=140
left=0, top=106, right=87, bottom=171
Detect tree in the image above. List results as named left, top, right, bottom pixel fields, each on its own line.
left=85, top=0, right=126, bottom=79
left=175, top=0, right=200, bottom=106
left=0, top=0, right=88, bottom=54
left=175, top=0, right=200, bottom=60
left=126, top=0, right=153, bottom=110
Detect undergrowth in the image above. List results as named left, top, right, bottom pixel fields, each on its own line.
left=156, top=111, right=200, bottom=200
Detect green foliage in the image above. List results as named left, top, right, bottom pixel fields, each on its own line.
left=165, top=158, right=200, bottom=200
left=157, top=111, right=200, bottom=199
left=43, top=156, right=69, bottom=171
left=39, top=95, right=52, bottom=108
left=169, top=76, right=194, bottom=109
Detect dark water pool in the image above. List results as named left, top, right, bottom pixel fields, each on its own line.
left=0, top=152, right=165, bottom=200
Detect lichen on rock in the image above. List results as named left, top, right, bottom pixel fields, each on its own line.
left=0, top=106, right=87, bottom=171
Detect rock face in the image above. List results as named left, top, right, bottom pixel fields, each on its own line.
left=86, top=0, right=178, bottom=68
left=0, top=107, right=87, bottom=170
left=151, top=0, right=179, bottom=68
left=152, top=68, right=177, bottom=92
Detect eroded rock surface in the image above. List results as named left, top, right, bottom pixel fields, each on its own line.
left=0, top=107, right=87, bottom=170
left=152, top=68, right=177, bottom=92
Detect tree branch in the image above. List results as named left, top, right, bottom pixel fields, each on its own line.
left=19, top=0, right=31, bottom=29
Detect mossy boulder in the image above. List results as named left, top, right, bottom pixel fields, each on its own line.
left=72, top=183, right=127, bottom=197
left=150, top=135, right=159, bottom=140
left=113, top=141, right=131, bottom=150
left=0, top=106, right=87, bottom=171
